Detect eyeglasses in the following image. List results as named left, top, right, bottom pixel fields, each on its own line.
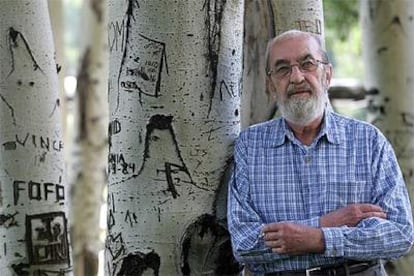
left=267, top=58, right=328, bottom=79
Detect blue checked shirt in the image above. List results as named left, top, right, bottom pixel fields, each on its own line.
left=228, top=110, right=414, bottom=274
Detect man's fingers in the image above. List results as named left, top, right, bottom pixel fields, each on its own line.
left=359, top=203, right=384, bottom=212
left=266, top=240, right=288, bottom=254
left=263, top=230, right=281, bottom=240
left=265, top=239, right=283, bottom=248
left=363, top=211, right=387, bottom=219
left=272, top=246, right=285, bottom=253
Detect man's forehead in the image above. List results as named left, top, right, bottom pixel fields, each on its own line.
left=270, top=36, right=320, bottom=62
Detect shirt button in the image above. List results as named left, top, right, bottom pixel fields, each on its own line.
left=304, top=156, right=311, bottom=163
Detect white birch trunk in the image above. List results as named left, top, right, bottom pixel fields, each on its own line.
left=242, top=0, right=325, bottom=128
left=48, top=0, right=65, bottom=128
left=271, top=0, right=324, bottom=43
left=0, top=1, right=72, bottom=275
left=361, top=1, right=414, bottom=274
left=106, top=0, right=243, bottom=275
left=70, top=0, right=108, bottom=275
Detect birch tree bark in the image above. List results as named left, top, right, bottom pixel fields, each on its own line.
left=361, top=1, right=414, bottom=274
left=0, top=1, right=72, bottom=275
left=271, top=0, right=324, bottom=40
left=242, top=1, right=275, bottom=128
left=48, top=0, right=65, bottom=130
left=106, top=0, right=243, bottom=275
left=242, top=0, right=324, bottom=128
left=70, top=0, right=108, bottom=275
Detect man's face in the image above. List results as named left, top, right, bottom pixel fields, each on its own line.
left=267, top=35, right=332, bottom=125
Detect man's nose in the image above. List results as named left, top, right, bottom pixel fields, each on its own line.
left=289, top=65, right=305, bottom=83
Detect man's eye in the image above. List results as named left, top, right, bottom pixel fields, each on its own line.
left=301, top=60, right=315, bottom=70
left=276, top=66, right=290, bottom=74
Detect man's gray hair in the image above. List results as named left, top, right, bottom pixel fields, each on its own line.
left=265, top=30, right=329, bottom=74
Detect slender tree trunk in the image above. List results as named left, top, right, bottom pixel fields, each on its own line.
left=71, top=0, right=109, bottom=276
left=242, top=0, right=276, bottom=128
left=106, top=0, right=243, bottom=275
left=242, top=0, right=325, bottom=128
left=0, top=1, right=72, bottom=275
left=361, top=1, right=414, bottom=274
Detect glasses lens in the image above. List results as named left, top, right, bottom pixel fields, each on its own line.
left=275, top=65, right=291, bottom=78
left=300, top=59, right=317, bottom=71
left=270, top=59, right=322, bottom=78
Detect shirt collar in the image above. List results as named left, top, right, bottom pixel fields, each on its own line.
left=270, top=109, right=343, bottom=147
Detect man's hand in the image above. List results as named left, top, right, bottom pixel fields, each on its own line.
left=320, top=203, right=386, bottom=227
left=262, top=222, right=324, bottom=255
left=262, top=204, right=386, bottom=255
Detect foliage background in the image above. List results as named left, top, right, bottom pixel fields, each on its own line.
left=323, top=0, right=362, bottom=80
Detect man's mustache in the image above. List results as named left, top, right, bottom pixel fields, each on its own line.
left=287, top=84, right=312, bottom=96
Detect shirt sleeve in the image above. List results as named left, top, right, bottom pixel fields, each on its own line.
left=227, top=132, right=289, bottom=264
left=322, top=137, right=414, bottom=260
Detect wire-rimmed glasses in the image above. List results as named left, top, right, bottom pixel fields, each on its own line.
left=267, top=58, right=328, bottom=79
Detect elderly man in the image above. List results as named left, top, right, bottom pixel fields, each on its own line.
left=227, top=30, right=414, bottom=275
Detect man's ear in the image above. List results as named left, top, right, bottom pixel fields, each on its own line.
left=324, top=64, right=333, bottom=87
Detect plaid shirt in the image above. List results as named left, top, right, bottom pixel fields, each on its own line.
left=227, top=110, right=414, bottom=274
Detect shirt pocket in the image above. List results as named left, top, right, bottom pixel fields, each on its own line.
left=320, top=180, right=371, bottom=212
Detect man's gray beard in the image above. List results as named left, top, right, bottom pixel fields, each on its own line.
left=278, top=92, right=327, bottom=126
